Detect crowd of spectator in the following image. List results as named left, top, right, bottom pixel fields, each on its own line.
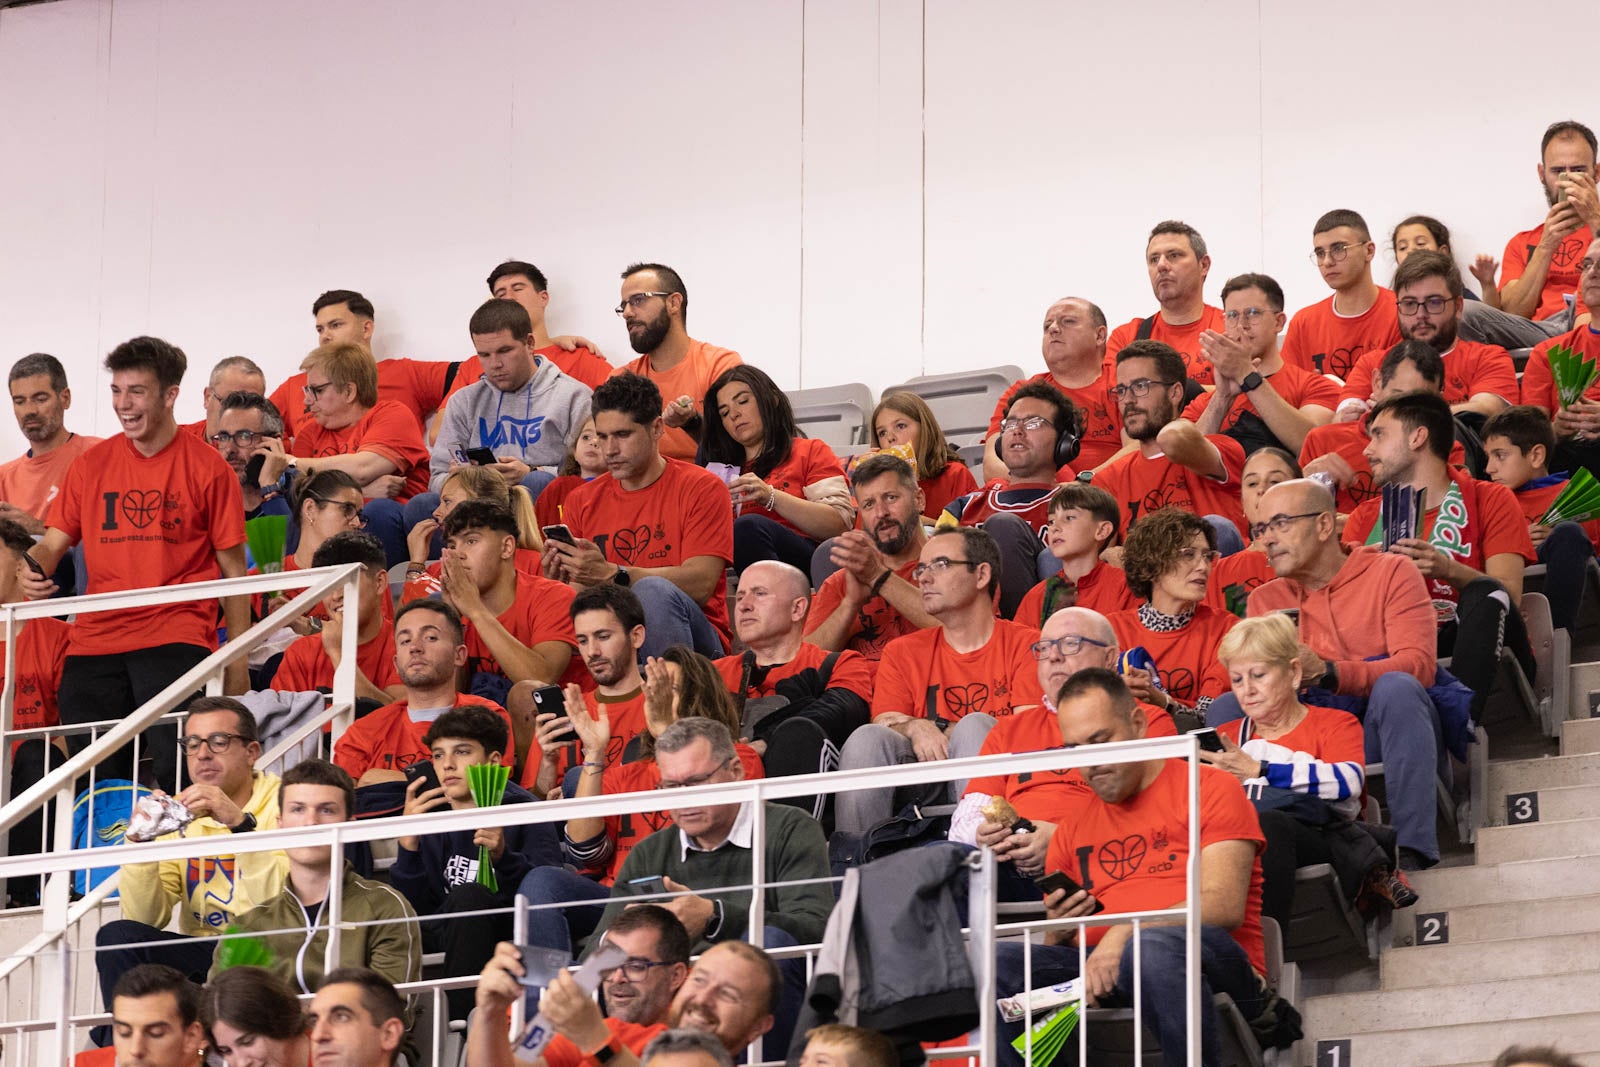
left=7, top=117, right=1600, bottom=1066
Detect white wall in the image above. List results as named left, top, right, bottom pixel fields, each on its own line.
left=0, top=0, right=1573, bottom=458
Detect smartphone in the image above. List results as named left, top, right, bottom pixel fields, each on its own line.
left=541, top=524, right=576, bottom=546
left=465, top=447, right=497, bottom=466
left=244, top=452, right=267, bottom=486
left=1034, top=871, right=1104, bottom=913
left=532, top=685, right=575, bottom=743
left=1558, top=177, right=1570, bottom=203
left=628, top=875, right=667, bottom=896
left=404, top=759, right=442, bottom=796
left=22, top=553, right=47, bottom=580
left=1192, top=728, right=1226, bottom=753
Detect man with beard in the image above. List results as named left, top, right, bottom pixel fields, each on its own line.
left=210, top=391, right=295, bottom=520
left=805, top=454, right=937, bottom=662
left=1336, top=252, right=1517, bottom=420
left=610, top=263, right=743, bottom=462
left=470, top=938, right=780, bottom=1067
left=0, top=352, right=101, bottom=535
left=985, top=296, right=1127, bottom=479
left=1462, top=120, right=1599, bottom=349
left=1185, top=273, right=1338, bottom=455
left=1093, top=340, right=1249, bottom=548
left=1279, top=210, right=1402, bottom=380
left=1103, top=220, right=1227, bottom=385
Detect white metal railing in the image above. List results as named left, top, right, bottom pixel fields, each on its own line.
left=0, top=734, right=1207, bottom=1067
left=0, top=563, right=364, bottom=1065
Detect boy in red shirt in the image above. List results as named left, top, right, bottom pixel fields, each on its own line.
left=992, top=670, right=1268, bottom=1067
left=1103, top=220, right=1227, bottom=385
left=1013, top=483, right=1137, bottom=627
left=269, top=531, right=404, bottom=704
left=1279, top=209, right=1402, bottom=379
left=24, top=336, right=248, bottom=792
left=1483, top=405, right=1598, bottom=632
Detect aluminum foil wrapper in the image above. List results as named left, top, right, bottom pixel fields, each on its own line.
left=125, top=794, right=195, bottom=842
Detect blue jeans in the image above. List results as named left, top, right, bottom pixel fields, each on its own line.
left=994, top=925, right=1266, bottom=1067
left=518, top=865, right=611, bottom=959
left=634, top=576, right=724, bottom=660
left=733, top=513, right=820, bottom=575
left=403, top=470, right=558, bottom=551
left=362, top=498, right=408, bottom=568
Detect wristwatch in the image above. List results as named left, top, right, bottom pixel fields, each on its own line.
left=612, top=565, right=631, bottom=587
left=583, top=1034, right=623, bottom=1065
left=870, top=569, right=893, bottom=596
left=230, top=813, right=257, bottom=833
left=1075, top=469, right=1095, bottom=484
left=1240, top=371, right=1264, bottom=393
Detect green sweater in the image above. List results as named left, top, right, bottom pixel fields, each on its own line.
left=592, top=803, right=833, bottom=952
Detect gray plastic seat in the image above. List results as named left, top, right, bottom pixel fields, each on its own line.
left=881, top=366, right=1028, bottom=441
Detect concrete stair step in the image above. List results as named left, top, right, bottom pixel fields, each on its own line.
left=1560, top=715, right=1600, bottom=755
left=1486, top=751, right=1600, bottom=802
left=1378, top=930, right=1600, bottom=989
left=1405, top=853, right=1600, bottom=910
left=1297, top=1013, right=1600, bottom=1067
left=1392, top=891, right=1600, bottom=946
left=1476, top=814, right=1600, bottom=864
left=1489, top=781, right=1600, bottom=825
left=1300, top=968, right=1600, bottom=1036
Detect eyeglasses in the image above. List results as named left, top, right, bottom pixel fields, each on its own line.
left=1310, top=242, right=1361, bottom=265
left=1396, top=295, right=1451, bottom=315
left=209, top=430, right=265, bottom=449
left=1249, top=511, right=1325, bottom=540
left=302, top=382, right=335, bottom=401
left=608, top=958, right=676, bottom=983
left=999, top=415, right=1055, bottom=434
left=178, top=732, right=254, bottom=754
left=614, top=292, right=672, bottom=316
left=1582, top=258, right=1600, bottom=275
left=1221, top=307, right=1271, bottom=324
left=1175, top=547, right=1222, bottom=566
left=1108, top=379, right=1175, bottom=400
left=1029, top=634, right=1112, bottom=660
left=311, top=496, right=366, bottom=525
left=911, top=557, right=981, bottom=581
left=658, top=755, right=734, bottom=790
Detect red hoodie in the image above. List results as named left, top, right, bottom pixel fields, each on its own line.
left=1247, top=545, right=1436, bottom=698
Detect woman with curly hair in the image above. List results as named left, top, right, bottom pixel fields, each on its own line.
left=1106, top=506, right=1239, bottom=720
left=698, top=365, right=854, bottom=572
left=868, top=390, right=978, bottom=520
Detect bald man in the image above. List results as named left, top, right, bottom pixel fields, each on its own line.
left=713, top=561, right=872, bottom=789
left=984, top=297, right=1128, bottom=480
left=1220, top=478, right=1445, bottom=871
left=949, top=607, right=1177, bottom=894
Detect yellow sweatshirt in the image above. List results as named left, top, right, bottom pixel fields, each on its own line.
left=118, top=772, right=289, bottom=935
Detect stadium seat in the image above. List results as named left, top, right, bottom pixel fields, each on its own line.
left=1526, top=558, right=1600, bottom=659
left=1509, top=347, right=1533, bottom=375
left=1282, top=864, right=1373, bottom=964
left=881, top=366, right=1027, bottom=442
left=789, top=382, right=875, bottom=451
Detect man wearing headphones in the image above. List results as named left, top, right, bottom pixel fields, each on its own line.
left=942, top=382, right=1081, bottom=618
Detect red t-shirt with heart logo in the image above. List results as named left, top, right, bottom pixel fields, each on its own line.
left=871, top=619, right=1044, bottom=724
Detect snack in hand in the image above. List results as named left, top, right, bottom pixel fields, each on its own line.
left=983, top=795, right=1021, bottom=829
left=125, top=794, right=194, bottom=842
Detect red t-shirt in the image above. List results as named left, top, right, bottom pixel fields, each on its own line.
left=539, top=1019, right=668, bottom=1067
left=1503, top=223, right=1594, bottom=321
left=613, top=340, right=743, bottom=461
left=1043, top=760, right=1266, bottom=972
left=1180, top=362, right=1340, bottom=431
left=1512, top=477, right=1600, bottom=546
left=49, top=432, right=245, bottom=656
left=872, top=620, right=1044, bottom=724
left=533, top=474, right=593, bottom=529
left=1296, top=420, right=1484, bottom=515
left=452, top=344, right=614, bottom=398
left=271, top=627, right=402, bottom=693
left=1344, top=469, right=1537, bottom=624
left=461, top=573, right=581, bottom=688
left=1013, top=561, right=1138, bottom=629
left=804, top=558, right=925, bottom=661
left=919, top=460, right=982, bottom=520
left=290, top=400, right=431, bottom=502
left=758, top=438, right=848, bottom=537
left=1340, top=341, right=1517, bottom=408
left=586, top=744, right=766, bottom=884
left=1094, top=436, right=1249, bottom=537
left=989, top=368, right=1126, bottom=470
left=1204, top=549, right=1276, bottom=617
left=270, top=359, right=456, bottom=440
left=1105, top=307, right=1228, bottom=386
left=1278, top=290, right=1402, bottom=379
left=948, top=480, right=1056, bottom=539
left=1106, top=604, right=1239, bottom=705
left=2, top=617, right=70, bottom=743
left=331, top=692, right=513, bottom=778
left=562, top=459, right=735, bottom=646
left=536, top=687, right=652, bottom=790
left=1522, top=324, right=1600, bottom=413
left=963, top=701, right=1176, bottom=822
left=714, top=642, right=875, bottom=704
left=0, top=434, right=102, bottom=521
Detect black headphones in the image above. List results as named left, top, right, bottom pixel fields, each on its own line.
left=993, top=397, right=1083, bottom=469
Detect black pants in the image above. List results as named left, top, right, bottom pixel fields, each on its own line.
left=423, top=882, right=513, bottom=1022
left=5, top=739, right=68, bottom=904
left=58, top=643, right=210, bottom=793
left=1255, top=810, right=1336, bottom=933
left=1538, top=521, right=1595, bottom=632
left=1439, top=577, right=1535, bottom=721
left=93, top=920, right=214, bottom=1045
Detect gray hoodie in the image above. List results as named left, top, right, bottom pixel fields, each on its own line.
left=428, top=358, right=593, bottom=492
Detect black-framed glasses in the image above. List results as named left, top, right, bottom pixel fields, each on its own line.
left=614, top=292, right=672, bottom=316
left=178, top=732, right=254, bottom=754
left=1249, top=512, right=1325, bottom=540
left=912, top=557, right=981, bottom=581
left=658, top=755, right=734, bottom=790
left=1030, top=634, right=1112, bottom=661
left=209, top=430, right=265, bottom=449
left=1396, top=295, right=1451, bottom=316
left=609, top=958, right=676, bottom=983
left=1310, top=242, right=1360, bottom=265
left=999, top=415, right=1055, bottom=434
left=1222, top=307, right=1271, bottom=324
left=1108, top=379, right=1175, bottom=400
left=302, top=381, right=335, bottom=401
left=311, top=495, right=366, bottom=525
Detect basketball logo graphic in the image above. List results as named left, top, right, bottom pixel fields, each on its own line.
left=610, top=525, right=653, bottom=564
left=942, top=683, right=990, bottom=718
left=1347, top=469, right=1379, bottom=506
left=1327, top=346, right=1362, bottom=380
left=1163, top=667, right=1197, bottom=702
left=1140, top=484, right=1182, bottom=516
left=120, top=489, right=163, bottom=530
left=1552, top=236, right=1586, bottom=269
left=1098, top=834, right=1149, bottom=881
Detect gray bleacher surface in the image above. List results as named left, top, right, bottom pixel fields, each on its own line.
left=788, top=382, right=875, bottom=451
left=881, top=365, right=1028, bottom=450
